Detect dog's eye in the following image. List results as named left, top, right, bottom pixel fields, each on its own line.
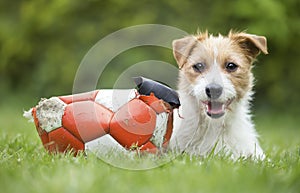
left=225, top=62, right=238, bottom=72
left=192, top=63, right=206, bottom=73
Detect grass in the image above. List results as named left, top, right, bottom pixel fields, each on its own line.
left=1, top=100, right=300, bottom=193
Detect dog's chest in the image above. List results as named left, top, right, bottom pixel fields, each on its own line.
left=174, top=95, right=227, bottom=155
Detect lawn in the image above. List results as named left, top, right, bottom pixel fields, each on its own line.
left=0, top=100, right=299, bottom=193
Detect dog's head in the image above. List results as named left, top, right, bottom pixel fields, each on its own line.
left=173, top=31, right=268, bottom=119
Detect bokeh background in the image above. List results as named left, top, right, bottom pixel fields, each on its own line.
left=0, top=0, right=299, bottom=115
left=1, top=2, right=300, bottom=192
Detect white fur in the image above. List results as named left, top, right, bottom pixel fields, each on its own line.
left=170, top=70, right=265, bottom=160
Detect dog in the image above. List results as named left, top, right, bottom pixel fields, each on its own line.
left=170, top=31, right=268, bottom=159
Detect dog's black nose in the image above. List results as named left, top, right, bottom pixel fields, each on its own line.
left=205, top=83, right=223, bottom=99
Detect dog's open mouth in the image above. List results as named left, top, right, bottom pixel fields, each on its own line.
left=202, top=99, right=234, bottom=119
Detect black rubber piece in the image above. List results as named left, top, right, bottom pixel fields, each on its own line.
left=133, top=76, right=180, bottom=109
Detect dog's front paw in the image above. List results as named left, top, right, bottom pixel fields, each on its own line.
left=253, top=146, right=265, bottom=160
left=234, top=144, right=265, bottom=161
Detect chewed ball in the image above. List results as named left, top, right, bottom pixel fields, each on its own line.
left=27, top=89, right=175, bottom=155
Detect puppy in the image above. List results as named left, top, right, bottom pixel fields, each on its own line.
left=170, top=31, right=268, bottom=159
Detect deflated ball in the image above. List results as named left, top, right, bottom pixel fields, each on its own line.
left=25, top=78, right=179, bottom=155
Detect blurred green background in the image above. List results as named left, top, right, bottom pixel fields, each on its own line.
left=0, top=0, right=299, bottom=114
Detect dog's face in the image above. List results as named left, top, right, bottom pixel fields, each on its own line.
left=173, top=31, right=268, bottom=118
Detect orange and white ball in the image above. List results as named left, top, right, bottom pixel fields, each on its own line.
left=25, top=89, right=175, bottom=155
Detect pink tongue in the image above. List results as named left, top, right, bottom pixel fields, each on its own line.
left=208, top=102, right=223, bottom=114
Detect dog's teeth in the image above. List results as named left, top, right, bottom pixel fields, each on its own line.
left=205, top=104, right=209, bottom=111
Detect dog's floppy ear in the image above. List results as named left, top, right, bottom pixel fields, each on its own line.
left=172, top=36, right=198, bottom=69
left=230, top=32, right=268, bottom=59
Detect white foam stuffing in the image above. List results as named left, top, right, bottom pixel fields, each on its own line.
left=35, top=97, right=66, bottom=132
left=23, top=108, right=34, bottom=122
left=151, top=112, right=169, bottom=148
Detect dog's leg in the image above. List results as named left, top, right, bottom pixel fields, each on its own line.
left=222, top=105, right=265, bottom=160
